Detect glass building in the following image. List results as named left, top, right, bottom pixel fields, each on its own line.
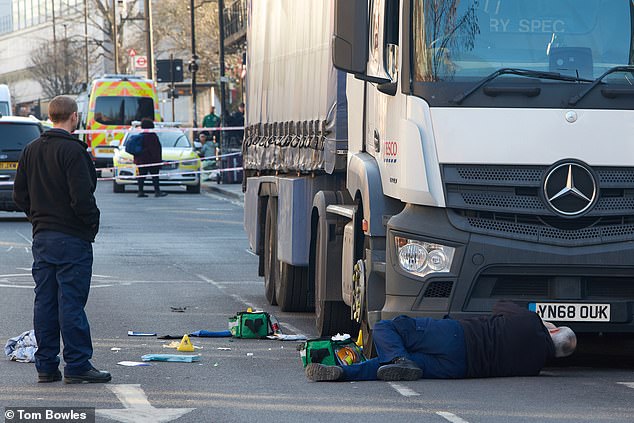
left=0, top=0, right=81, bottom=34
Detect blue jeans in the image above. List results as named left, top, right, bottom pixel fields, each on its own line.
left=341, top=316, right=467, bottom=381
left=32, top=231, right=94, bottom=376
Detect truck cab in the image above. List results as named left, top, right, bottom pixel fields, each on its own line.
left=334, top=0, right=634, bottom=334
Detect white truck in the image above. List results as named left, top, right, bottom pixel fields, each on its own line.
left=243, top=0, right=634, bottom=340
left=0, top=84, right=12, bottom=116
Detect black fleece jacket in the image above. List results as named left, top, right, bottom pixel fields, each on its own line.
left=459, top=301, right=555, bottom=378
left=13, top=128, right=100, bottom=242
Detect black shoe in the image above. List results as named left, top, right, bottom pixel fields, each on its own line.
left=377, top=357, right=423, bottom=381
left=305, top=363, right=343, bottom=382
left=138, top=193, right=148, bottom=198
left=155, top=191, right=168, bottom=197
left=38, top=369, right=62, bottom=383
left=64, top=368, right=112, bottom=384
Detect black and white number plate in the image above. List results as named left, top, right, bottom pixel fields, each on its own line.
left=529, top=302, right=610, bottom=322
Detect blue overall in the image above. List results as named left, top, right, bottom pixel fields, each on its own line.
left=32, top=231, right=94, bottom=376
left=341, top=316, right=468, bottom=381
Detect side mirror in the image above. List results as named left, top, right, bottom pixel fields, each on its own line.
left=332, top=0, right=368, bottom=74
left=193, top=141, right=202, bottom=150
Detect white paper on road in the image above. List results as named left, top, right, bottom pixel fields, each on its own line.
left=266, top=333, right=307, bottom=341
left=117, top=361, right=150, bottom=367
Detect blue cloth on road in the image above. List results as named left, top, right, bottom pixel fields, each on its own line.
left=32, top=230, right=94, bottom=376
left=340, top=316, right=467, bottom=381
left=189, top=330, right=232, bottom=337
left=4, top=330, right=38, bottom=363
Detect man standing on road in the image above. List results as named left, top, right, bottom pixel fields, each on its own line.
left=13, top=95, right=111, bottom=384
left=135, top=119, right=167, bottom=198
left=306, top=301, right=576, bottom=382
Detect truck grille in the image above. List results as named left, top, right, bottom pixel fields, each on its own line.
left=443, top=164, right=634, bottom=246
left=473, top=272, right=634, bottom=300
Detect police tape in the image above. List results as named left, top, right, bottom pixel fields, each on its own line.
left=97, top=166, right=243, bottom=182
left=74, top=126, right=244, bottom=135
left=94, top=151, right=241, bottom=173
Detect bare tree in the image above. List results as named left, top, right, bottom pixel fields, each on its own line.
left=151, top=0, right=222, bottom=81
left=30, top=37, right=85, bottom=97
left=87, top=0, right=139, bottom=72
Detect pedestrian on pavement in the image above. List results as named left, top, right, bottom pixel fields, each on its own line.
left=12, top=95, right=111, bottom=384
left=305, top=301, right=576, bottom=382
left=202, top=105, right=221, bottom=129
left=199, top=132, right=219, bottom=179
left=135, top=119, right=167, bottom=198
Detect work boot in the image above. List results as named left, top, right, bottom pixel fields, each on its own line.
left=377, top=357, right=423, bottom=381
left=155, top=191, right=168, bottom=197
left=305, top=363, right=343, bottom=382
left=38, top=369, right=62, bottom=383
left=64, top=367, right=112, bottom=384
left=138, top=192, right=148, bottom=198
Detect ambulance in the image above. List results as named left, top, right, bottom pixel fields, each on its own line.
left=79, top=75, right=161, bottom=169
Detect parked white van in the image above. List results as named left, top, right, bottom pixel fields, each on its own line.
left=0, top=85, right=11, bottom=116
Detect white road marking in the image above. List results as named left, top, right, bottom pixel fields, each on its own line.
left=196, top=273, right=305, bottom=336
left=96, top=384, right=194, bottom=423
left=6, top=246, right=13, bottom=252
left=245, top=248, right=257, bottom=256
left=197, top=274, right=258, bottom=310
left=0, top=284, right=33, bottom=289
left=24, top=247, right=29, bottom=253
left=436, top=411, right=471, bottom=423
left=15, top=231, right=32, bottom=245
left=617, top=382, right=634, bottom=389
left=0, top=283, right=115, bottom=289
left=388, top=382, right=420, bottom=397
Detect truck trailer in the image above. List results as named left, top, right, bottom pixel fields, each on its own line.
left=243, top=0, right=634, bottom=341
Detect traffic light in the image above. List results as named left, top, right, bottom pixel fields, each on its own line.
left=156, top=59, right=184, bottom=83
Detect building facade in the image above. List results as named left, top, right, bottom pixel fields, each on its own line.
left=0, top=0, right=108, bottom=116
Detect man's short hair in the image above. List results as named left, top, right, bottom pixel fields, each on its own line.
left=140, top=118, right=154, bottom=129
left=551, top=326, right=577, bottom=358
left=48, top=96, right=77, bottom=123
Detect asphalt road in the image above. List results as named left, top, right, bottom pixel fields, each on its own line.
left=1, top=181, right=634, bottom=423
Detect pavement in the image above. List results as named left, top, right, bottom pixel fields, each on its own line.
left=201, top=177, right=244, bottom=202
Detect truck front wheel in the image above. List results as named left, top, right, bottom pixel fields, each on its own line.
left=312, top=214, right=357, bottom=336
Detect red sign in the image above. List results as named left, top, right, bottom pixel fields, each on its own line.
left=134, top=56, right=148, bottom=69
left=128, top=48, right=137, bottom=57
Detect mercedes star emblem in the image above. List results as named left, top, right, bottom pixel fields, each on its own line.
left=543, top=161, right=597, bottom=217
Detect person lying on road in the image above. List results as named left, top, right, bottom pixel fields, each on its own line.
left=305, top=301, right=576, bottom=382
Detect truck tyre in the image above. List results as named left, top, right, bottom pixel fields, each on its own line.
left=276, top=262, right=312, bottom=312
left=113, top=180, right=125, bottom=193
left=313, top=215, right=357, bottom=336
left=263, top=197, right=278, bottom=305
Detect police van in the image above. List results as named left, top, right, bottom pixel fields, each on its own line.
left=78, top=75, right=161, bottom=170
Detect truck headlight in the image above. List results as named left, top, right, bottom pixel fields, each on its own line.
left=395, top=236, right=455, bottom=277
